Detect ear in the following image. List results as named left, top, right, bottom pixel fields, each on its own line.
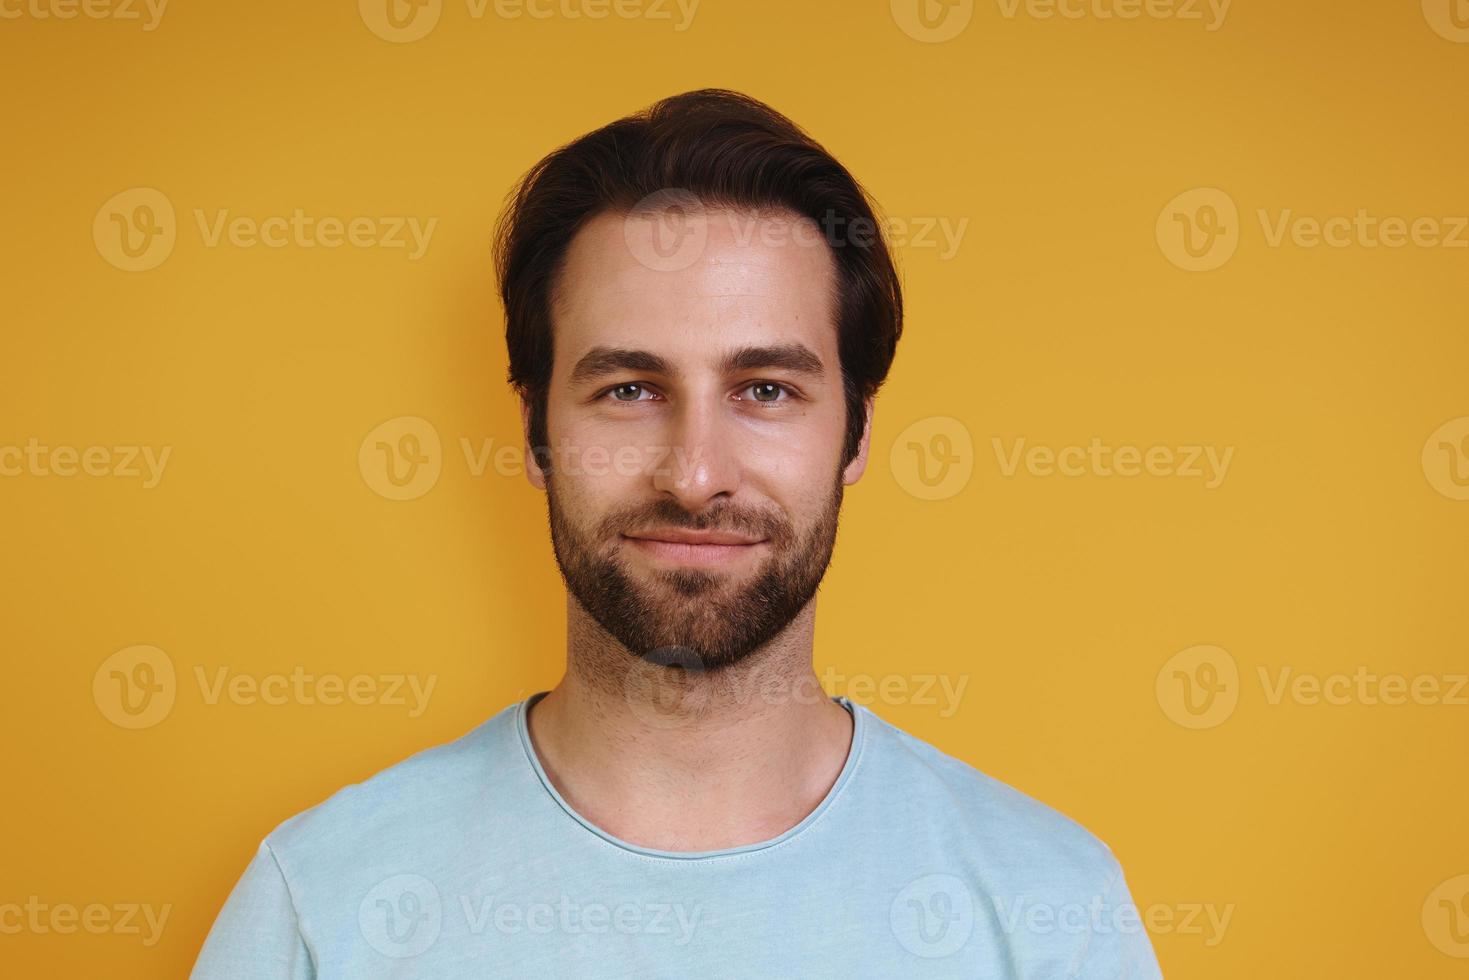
left=521, top=396, right=548, bottom=491
left=841, top=397, right=875, bottom=486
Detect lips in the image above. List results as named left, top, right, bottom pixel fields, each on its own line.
left=624, top=527, right=765, bottom=546
left=620, top=528, right=768, bottom=567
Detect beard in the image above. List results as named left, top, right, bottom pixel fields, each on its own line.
left=545, top=472, right=845, bottom=674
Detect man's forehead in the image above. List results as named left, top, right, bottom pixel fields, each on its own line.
left=550, top=208, right=840, bottom=364
left=555, top=208, right=836, bottom=306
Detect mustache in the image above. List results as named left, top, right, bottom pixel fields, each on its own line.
left=599, top=499, right=791, bottom=544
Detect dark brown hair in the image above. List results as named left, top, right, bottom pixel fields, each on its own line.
left=494, top=88, right=903, bottom=472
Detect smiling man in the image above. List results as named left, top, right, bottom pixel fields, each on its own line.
left=192, top=89, right=1164, bottom=978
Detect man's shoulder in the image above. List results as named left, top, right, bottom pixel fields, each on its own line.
left=260, top=702, right=523, bottom=874
left=856, top=704, right=1122, bottom=890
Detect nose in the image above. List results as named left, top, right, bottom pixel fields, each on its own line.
left=651, top=395, right=742, bottom=511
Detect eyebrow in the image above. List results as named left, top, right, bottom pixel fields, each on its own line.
left=567, top=343, right=826, bottom=387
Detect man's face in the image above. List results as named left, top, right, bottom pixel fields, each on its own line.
left=526, top=206, right=871, bottom=672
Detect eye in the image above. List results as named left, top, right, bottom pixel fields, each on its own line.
left=602, top=383, right=659, bottom=403
left=740, top=381, right=794, bottom=404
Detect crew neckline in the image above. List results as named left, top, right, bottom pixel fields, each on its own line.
left=514, top=689, right=866, bottom=861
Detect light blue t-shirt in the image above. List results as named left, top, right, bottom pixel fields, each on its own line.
left=193, top=692, right=1163, bottom=978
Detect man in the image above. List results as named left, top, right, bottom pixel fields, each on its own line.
left=193, top=89, right=1164, bottom=978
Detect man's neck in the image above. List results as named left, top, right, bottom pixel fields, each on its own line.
left=524, top=601, right=854, bottom=853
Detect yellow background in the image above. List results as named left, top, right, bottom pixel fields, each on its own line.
left=2, top=0, right=1467, bottom=975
